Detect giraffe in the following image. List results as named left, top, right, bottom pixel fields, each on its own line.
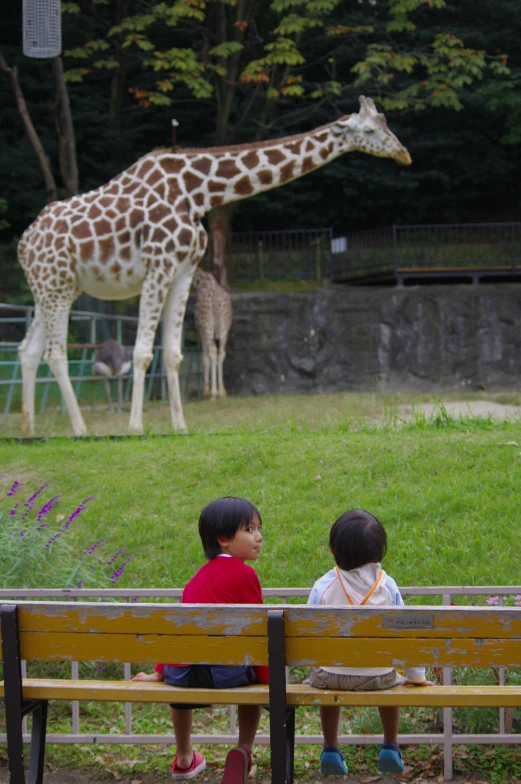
left=192, top=268, right=232, bottom=400
left=17, top=95, right=411, bottom=436
left=93, top=339, right=132, bottom=412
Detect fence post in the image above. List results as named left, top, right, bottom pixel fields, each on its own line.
left=392, top=224, right=400, bottom=284
left=257, top=239, right=264, bottom=282
left=314, top=236, right=322, bottom=283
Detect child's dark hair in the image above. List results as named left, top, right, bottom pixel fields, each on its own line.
left=329, top=509, right=387, bottom=571
left=199, top=496, right=262, bottom=560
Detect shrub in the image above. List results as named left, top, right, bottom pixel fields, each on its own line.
left=0, top=481, right=133, bottom=589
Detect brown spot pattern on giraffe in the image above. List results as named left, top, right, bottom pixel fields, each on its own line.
left=160, top=158, right=184, bottom=175
left=258, top=170, right=273, bottom=186
left=178, top=228, right=194, bottom=246
left=302, top=157, right=315, bottom=174
left=192, top=157, right=212, bottom=175
left=209, top=180, right=226, bottom=193
left=183, top=171, right=203, bottom=192
left=216, top=160, right=240, bottom=179
left=100, top=238, right=116, bottom=263
left=266, top=149, right=286, bottom=166
left=234, top=176, right=254, bottom=196
left=72, top=220, right=91, bottom=240
left=211, top=196, right=224, bottom=208
left=80, top=240, right=95, bottom=262
left=243, top=151, right=260, bottom=169
left=280, top=162, right=295, bottom=183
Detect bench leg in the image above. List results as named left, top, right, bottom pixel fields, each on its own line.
left=285, top=707, right=295, bottom=784
left=28, top=701, right=48, bottom=784
left=1, top=604, right=26, bottom=784
left=268, top=609, right=294, bottom=784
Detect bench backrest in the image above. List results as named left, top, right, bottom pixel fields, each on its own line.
left=282, top=605, right=521, bottom=669
left=2, top=602, right=521, bottom=670
left=0, top=601, right=270, bottom=666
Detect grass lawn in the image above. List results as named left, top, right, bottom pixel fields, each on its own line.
left=2, top=391, right=521, bottom=783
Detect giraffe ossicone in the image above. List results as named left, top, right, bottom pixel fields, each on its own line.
left=17, top=96, right=411, bottom=436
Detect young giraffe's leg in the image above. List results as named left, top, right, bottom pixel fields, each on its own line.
left=200, top=339, right=211, bottom=400
left=41, top=295, right=88, bottom=436
left=18, top=305, right=46, bottom=436
left=217, top=337, right=227, bottom=398
left=209, top=340, right=218, bottom=400
left=162, top=268, right=198, bottom=431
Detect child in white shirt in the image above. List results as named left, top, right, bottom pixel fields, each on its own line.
left=308, top=508, right=434, bottom=776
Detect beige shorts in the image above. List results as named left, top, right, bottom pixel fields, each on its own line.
left=308, top=667, right=406, bottom=691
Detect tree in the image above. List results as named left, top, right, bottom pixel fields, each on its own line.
left=71, top=0, right=507, bottom=282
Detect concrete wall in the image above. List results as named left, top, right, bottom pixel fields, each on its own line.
left=223, top=285, right=521, bottom=395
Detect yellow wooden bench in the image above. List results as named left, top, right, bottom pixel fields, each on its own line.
left=2, top=601, right=521, bottom=784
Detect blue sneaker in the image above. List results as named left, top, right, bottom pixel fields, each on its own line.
left=378, top=743, right=405, bottom=774
left=320, top=746, right=348, bottom=776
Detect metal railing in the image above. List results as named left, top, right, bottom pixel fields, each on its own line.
left=331, top=223, right=521, bottom=284
left=227, top=228, right=333, bottom=281
left=0, top=585, right=519, bottom=781
left=0, top=304, right=203, bottom=421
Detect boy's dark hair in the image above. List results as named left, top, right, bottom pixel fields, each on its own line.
left=329, top=509, right=387, bottom=571
left=199, top=496, right=262, bottom=560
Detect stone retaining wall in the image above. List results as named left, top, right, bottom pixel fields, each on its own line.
left=223, top=284, right=521, bottom=395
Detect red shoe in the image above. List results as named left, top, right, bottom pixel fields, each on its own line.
left=220, top=745, right=252, bottom=784
left=172, top=751, right=206, bottom=780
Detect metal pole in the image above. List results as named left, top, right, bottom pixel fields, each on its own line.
left=172, top=119, right=179, bottom=148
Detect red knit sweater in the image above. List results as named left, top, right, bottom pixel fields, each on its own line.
left=155, top=555, right=269, bottom=683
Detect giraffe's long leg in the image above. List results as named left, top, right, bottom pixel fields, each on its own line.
left=129, top=269, right=172, bottom=434
left=162, top=267, right=199, bottom=432
left=18, top=305, right=46, bottom=436
left=41, top=297, right=88, bottom=436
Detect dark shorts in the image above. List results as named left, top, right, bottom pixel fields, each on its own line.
left=163, top=664, right=258, bottom=710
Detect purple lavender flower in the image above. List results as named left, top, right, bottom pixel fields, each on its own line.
left=25, top=484, right=50, bottom=507
left=20, top=531, right=25, bottom=537
left=486, top=597, right=499, bottom=605
left=45, top=496, right=97, bottom=547
left=107, top=548, right=128, bottom=566
left=9, top=502, right=20, bottom=517
left=6, top=481, right=20, bottom=497
left=77, top=581, right=83, bottom=588
left=36, top=495, right=62, bottom=522
left=110, top=556, right=134, bottom=584
left=84, top=538, right=105, bottom=556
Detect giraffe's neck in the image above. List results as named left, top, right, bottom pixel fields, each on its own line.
left=155, top=121, right=348, bottom=218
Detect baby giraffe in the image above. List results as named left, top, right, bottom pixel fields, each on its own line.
left=94, top=339, right=132, bottom=412
left=192, top=269, right=232, bottom=400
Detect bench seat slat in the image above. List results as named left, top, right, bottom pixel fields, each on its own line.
left=284, top=607, right=521, bottom=639
left=285, top=637, right=521, bottom=669
left=19, top=632, right=267, bottom=665
left=286, top=683, right=521, bottom=708
left=0, top=680, right=269, bottom=704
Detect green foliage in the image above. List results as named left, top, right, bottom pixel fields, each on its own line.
left=0, top=481, right=134, bottom=589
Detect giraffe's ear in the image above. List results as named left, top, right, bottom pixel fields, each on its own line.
left=333, top=115, right=359, bottom=134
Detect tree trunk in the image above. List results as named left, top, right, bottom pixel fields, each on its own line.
left=0, top=51, right=57, bottom=203
left=52, top=56, right=79, bottom=197
left=108, top=0, right=129, bottom=170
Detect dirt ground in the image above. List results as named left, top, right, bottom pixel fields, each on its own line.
left=0, top=771, right=491, bottom=784
left=398, top=400, right=521, bottom=420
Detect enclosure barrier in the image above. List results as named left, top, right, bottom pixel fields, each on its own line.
left=0, top=585, right=518, bottom=781
left=330, top=222, right=521, bottom=284
left=0, top=303, right=202, bottom=422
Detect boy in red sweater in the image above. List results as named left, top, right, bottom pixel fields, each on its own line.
left=133, top=497, right=267, bottom=783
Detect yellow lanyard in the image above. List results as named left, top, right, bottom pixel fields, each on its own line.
left=335, top=566, right=383, bottom=606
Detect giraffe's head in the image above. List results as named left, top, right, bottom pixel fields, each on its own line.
left=332, top=96, right=412, bottom=166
